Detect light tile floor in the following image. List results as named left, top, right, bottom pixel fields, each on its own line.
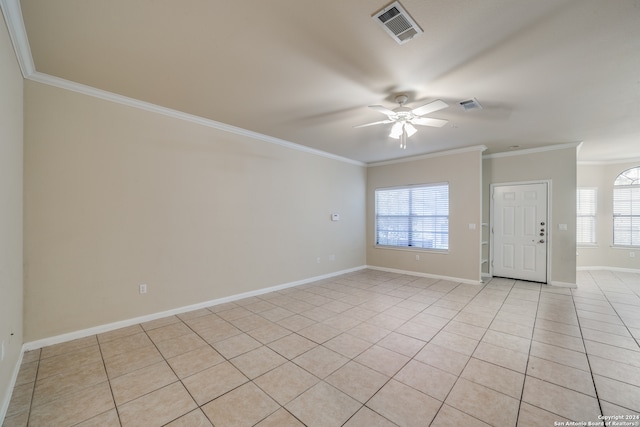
left=3, top=269, right=640, bottom=426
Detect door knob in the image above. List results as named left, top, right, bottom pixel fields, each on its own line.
left=539, top=239, right=545, bottom=243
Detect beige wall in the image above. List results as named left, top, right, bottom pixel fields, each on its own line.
left=366, top=148, right=484, bottom=283
left=0, top=12, right=24, bottom=420
left=483, top=146, right=577, bottom=285
left=577, top=161, right=640, bottom=269
left=24, top=81, right=366, bottom=341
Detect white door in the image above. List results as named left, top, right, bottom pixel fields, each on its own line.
left=492, top=183, right=548, bottom=283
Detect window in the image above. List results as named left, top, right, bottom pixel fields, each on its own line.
left=576, top=187, right=597, bottom=244
left=375, top=183, right=449, bottom=250
left=613, top=166, right=640, bottom=246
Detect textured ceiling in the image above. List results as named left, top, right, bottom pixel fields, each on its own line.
left=16, top=0, right=640, bottom=163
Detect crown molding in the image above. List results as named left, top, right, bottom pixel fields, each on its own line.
left=578, top=157, right=640, bottom=166
left=1, top=0, right=365, bottom=167
left=368, top=145, right=488, bottom=167
left=485, top=140, right=640, bottom=165
left=482, top=142, right=582, bottom=159
left=0, top=0, right=34, bottom=77
left=29, top=72, right=366, bottom=166
left=0, top=5, right=28, bottom=410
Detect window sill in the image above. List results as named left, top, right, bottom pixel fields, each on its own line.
left=374, top=245, right=449, bottom=255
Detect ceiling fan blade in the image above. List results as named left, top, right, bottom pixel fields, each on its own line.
left=411, top=99, right=448, bottom=117
left=368, top=105, right=396, bottom=116
left=354, top=119, right=394, bottom=128
left=411, top=117, right=449, bottom=127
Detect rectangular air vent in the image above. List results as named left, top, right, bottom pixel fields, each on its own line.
left=373, top=1, right=423, bottom=45
left=459, top=98, right=483, bottom=111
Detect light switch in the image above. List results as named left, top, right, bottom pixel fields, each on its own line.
left=558, top=224, right=568, bottom=231
left=468, top=223, right=476, bottom=230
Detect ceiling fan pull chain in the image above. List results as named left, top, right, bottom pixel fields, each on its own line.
left=400, top=125, right=407, bottom=149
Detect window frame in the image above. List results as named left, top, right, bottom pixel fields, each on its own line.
left=576, top=187, right=597, bottom=246
left=374, top=182, right=449, bottom=252
left=612, top=166, right=640, bottom=247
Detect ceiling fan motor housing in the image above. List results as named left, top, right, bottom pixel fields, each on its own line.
left=395, top=94, right=409, bottom=105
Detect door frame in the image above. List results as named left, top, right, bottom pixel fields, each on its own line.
left=489, top=180, right=552, bottom=283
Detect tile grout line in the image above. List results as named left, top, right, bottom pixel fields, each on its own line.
left=95, top=335, right=123, bottom=426
left=179, top=289, right=372, bottom=426
left=235, top=295, right=316, bottom=427
left=7, top=269, right=640, bottom=426
left=468, top=279, right=536, bottom=425
left=152, top=314, right=254, bottom=426
left=185, top=293, right=357, bottom=425
left=23, top=350, right=41, bottom=427
left=354, top=277, right=468, bottom=426
left=335, top=275, right=443, bottom=426
left=425, top=277, right=520, bottom=427
left=582, top=270, right=640, bottom=414
left=342, top=276, right=457, bottom=426
left=324, top=274, right=423, bottom=426
left=596, top=271, right=640, bottom=352
left=571, top=271, right=604, bottom=418
left=286, top=273, right=418, bottom=427
left=292, top=275, right=425, bottom=425
left=521, top=284, right=606, bottom=422
left=514, top=279, right=543, bottom=426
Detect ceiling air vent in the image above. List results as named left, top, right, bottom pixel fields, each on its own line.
left=373, top=1, right=423, bottom=45
left=459, top=98, right=483, bottom=111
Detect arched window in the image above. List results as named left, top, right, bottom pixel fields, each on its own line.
left=613, top=166, right=640, bottom=246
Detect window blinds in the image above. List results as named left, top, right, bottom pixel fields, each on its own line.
left=375, top=183, right=449, bottom=250
left=576, top=187, right=597, bottom=244
left=613, top=185, right=640, bottom=246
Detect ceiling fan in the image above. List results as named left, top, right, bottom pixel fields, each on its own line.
left=355, top=95, right=448, bottom=149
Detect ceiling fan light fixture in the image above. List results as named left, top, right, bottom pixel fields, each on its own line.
left=390, top=123, right=411, bottom=149
left=389, top=122, right=403, bottom=139
left=356, top=95, right=449, bottom=149
left=405, top=122, right=417, bottom=137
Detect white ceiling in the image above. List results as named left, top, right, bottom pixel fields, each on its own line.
left=9, top=0, right=640, bottom=164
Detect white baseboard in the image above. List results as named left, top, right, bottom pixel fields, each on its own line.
left=0, top=350, right=24, bottom=425
left=366, top=265, right=483, bottom=286
left=577, top=266, right=640, bottom=273
left=23, top=265, right=367, bottom=352
left=548, top=280, right=578, bottom=288
left=28, top=264, right=635, bottom=352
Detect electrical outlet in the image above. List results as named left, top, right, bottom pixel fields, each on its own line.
left=415, top=254, right=420, bottom=261
left=630, top=252, right=636, bottom=258
left=139, top=284, right=147, bottom=294
left=329, top=254, right=335, bottom=262
left=316, top=257, right=321, bottom=264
